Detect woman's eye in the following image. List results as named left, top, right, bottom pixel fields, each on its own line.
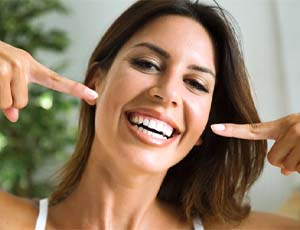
left=130, top=58, right=160, bottom=72
left=184, top=79, right=209, bottom=93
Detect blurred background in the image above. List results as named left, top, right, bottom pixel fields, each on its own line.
left=0, top=0, right=299, bottom=218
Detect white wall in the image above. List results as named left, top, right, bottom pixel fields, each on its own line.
left=275, top=0, right=300, bottom=203
left=276, top=0, right=300, bottom=115
left=38, top=0, right=300, bottom=212
left=216, top=0, right=300, bottom=212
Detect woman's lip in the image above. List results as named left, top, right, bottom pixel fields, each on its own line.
left=125, top=113, right=178, bottom=146
left=125, top=109, right=181, bottom=134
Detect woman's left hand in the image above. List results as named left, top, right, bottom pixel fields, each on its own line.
left=211, top=114, right=300, bottom=175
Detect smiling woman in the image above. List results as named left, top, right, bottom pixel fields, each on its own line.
left=0, top=0, right=300, bottom=229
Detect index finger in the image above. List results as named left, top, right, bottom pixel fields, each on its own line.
left=29, top=60, right=98, bottom=102
left=210, top=120, right=282, bottom=140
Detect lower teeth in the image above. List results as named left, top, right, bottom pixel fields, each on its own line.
left=135, top=125, right=167, bottom=139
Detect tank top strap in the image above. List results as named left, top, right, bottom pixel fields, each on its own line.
left=193, top=215, right=204, bottom=230
left=35, top=198, right=48, bottom=230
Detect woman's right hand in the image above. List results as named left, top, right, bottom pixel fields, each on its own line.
left=0, top=41, right=98, bottom=122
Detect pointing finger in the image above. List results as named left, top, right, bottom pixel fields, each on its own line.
left=211, top=114, right=300, bottom=140
left=29, top=61, right=98, bottom=103
left=210, top=120, right=283, bottom=140
left=2, top=107, right=19, bottom=122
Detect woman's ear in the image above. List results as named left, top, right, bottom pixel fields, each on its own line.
left=87, top=68, right=106, bottom=92
left=84, top=67, right=106, bottom=106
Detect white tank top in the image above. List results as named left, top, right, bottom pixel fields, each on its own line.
left=34, top=199, right=204, bottom=230
left=35, top=199, right=48, bottom=230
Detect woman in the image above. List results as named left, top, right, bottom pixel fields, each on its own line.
left=0, top=0, right=300, bottom=229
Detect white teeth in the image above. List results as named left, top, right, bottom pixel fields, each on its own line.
left=135, top=125, right=167, bottom=140
left=133, top=116, right=139, bottom=124
left=138, top=116, right=143, bottom=124
left=165, top=125, right=173, bottom=137
left=143, top=118, right=150, bottom=127
left=149, top=119, right=156, bottom=129
left=156, top=122, right=164, bottom=132
left=129, top=113, right=175, bottom=138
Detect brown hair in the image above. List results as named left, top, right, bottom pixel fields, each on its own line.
left=51, top=0, right=267, bottom=224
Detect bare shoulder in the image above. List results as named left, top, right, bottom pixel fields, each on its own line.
left=236, top=211, right=300, bottom=229
left=205, top=211, right=300, bottom=229
left=0, top=190, right=38, bottom=229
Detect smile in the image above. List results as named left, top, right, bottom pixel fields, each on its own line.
left=125, top=111, right=180, bottom=145
left=128, top=112, right=174, bottom=138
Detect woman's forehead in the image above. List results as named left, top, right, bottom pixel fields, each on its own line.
left=120, top=15, right=216, bottom=74
left=125, top=15, right=212, bottom=49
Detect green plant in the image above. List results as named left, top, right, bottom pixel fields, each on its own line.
left=0, top=0, right=78, bottom=198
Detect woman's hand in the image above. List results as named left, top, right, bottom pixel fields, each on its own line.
left=211, top=114, right=300, bottom=175
left=0, top=41, right=98, bottom=122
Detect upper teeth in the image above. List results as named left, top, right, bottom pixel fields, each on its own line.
left=129, top=114, right=174, bottom=138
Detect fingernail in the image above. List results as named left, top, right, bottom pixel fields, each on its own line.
left=11, top=108, right=19, bottom=122
left=4, top=107, right=19, bottom=122
left=211, top=124, right=226, bottom=131
left=85, top=88, right=98, bottom=99
left=281, top=168, right=293, bottom=176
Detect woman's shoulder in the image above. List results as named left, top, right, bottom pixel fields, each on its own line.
left=0, top=190, right=38, bottom=229
left=205, top=211, right=300, bottom=229
left=239, top=211, right=300, bottom=229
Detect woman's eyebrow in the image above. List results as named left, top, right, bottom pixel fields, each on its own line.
left=188, top=64, right=215, bottom=79
left=131, top=42, right=170, bottom=59
left=131, top=42, right=215, bottom=78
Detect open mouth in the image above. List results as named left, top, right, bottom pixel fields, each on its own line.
left=126, top=112, right=178, bottom=140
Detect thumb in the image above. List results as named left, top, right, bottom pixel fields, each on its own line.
left=281, top=168, right=293, bottom=176
left=2, top=107, right=19, bottom=122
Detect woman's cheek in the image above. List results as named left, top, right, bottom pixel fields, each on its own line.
left=189, top=98, right=212, bottom=136
left=111, top=68, right=150, bottom=96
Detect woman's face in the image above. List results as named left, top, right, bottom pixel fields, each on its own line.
left=93, top=15, right=216, bottom=173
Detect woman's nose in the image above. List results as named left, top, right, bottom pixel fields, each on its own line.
left=147, top=76, right=180, bottom=108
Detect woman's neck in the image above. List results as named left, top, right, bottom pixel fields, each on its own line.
left=48, top=142, right=169, bottom=229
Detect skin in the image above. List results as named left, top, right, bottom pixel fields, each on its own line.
left=211, top=114, right=300, bottom=175
left=48, top=15, right=216, bottom=230
left=0, top=15, right=300, bottom=229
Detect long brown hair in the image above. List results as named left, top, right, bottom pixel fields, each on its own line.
left=51, top=0, right=267, bottom=224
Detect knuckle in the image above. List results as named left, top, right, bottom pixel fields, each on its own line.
left=11, top=58, right=23, bottom=70
left=11, top=49, right=32, bottom=72
left=290, top=113, right=300, bottom=120
left=48, top=73, right=61, bottom=90
left=17, top=48, right=32, bottom=61
left=248, top=123, right=260, bottom=135
left=286, top=113, right=300, bottom=126
left=283, top=160, right=296, bottom=171
left=0, top=100, right=13, bottom=110
left=13, top=97, right=28, bottom=109
left=267, top=154, right=278, bottom=166
left=0, top=62, right=12, bottom=78
left=289, top=123, right=300, bottom=136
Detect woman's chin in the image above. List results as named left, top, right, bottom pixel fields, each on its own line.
left=117, top=147, right=173, bottom=174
